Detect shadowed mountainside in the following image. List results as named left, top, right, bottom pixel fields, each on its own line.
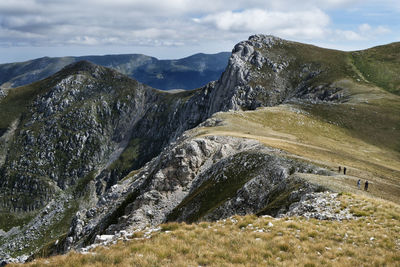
left=0, top=52, right=230, bottom=91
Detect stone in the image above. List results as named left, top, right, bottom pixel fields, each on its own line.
left=280, top=192, right=355, bottom=221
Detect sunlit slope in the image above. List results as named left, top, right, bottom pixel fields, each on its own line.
left=196, top=90, right=400, bottom=203
left=351, top=42, right=400, bottom=95
left=16, top=193, right=400, bottom=267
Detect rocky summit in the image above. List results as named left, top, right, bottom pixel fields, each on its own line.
left=0, top=35, right=399, bottom=264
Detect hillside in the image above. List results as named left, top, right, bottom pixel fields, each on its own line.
left=0, top=35, right=399, bottom=264
left=0, top=52, right=230, bottom=91
left=13, top=193, right=400, bottom=266
left=351, top=42, right=400, bottom=96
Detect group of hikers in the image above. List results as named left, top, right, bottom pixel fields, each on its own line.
left=338, top=166, right=369, bottom=191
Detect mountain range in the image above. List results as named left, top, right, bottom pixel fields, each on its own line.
left=0, top=52, right=230, bottom=91
left=0, top=35, right=399, bottom=264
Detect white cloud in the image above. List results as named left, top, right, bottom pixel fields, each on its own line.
left=374, top=26, right=391, bottom=35
left=194, top=8, right=330, bottom=39
left=333, top=24, right=392, bottom=41
left=68, top=36, right=100, bottom=46
left=359, top=23, right=372, bottom=33
left=335, top=30, right=363, bottom=41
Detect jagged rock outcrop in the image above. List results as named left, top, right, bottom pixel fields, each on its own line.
left=62, top=133, right=330, bottom=252
left=279, top=191, right=355, bottom=220
left=206, top=34, right=346, bottom=115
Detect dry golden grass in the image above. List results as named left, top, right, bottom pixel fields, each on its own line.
left=16, top=194, right=400, bottom=267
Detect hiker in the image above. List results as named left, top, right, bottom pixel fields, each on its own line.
left=364, top=181, right=369, bottom=191
left=343, top=167, right=347, bottom=175
left=357, top=179, right=361, bottom=189
left=338, top=166, right=341, bottom=173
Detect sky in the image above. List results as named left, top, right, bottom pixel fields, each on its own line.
left=0, top=0, right=399, bottom=63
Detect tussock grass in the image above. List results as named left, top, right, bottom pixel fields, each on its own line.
left=17, top=194, right=400, bottom=266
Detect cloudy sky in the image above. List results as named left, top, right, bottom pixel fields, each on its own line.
left=0, top=0, right=398, bottom=63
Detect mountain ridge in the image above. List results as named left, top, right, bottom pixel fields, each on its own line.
left=0, top=52, right=230, bottom=91
left=0, top=34, right=399, bottom=264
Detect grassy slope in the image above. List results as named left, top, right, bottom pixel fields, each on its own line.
left=0, top=80, right=49, bottom=133
left=351, top=42, right=400, bottom=96
left=16, top=193, right=400, bottom=267
left=250, top=40, right=364, bottom=93
left=196, top=98, right=400, bottom=203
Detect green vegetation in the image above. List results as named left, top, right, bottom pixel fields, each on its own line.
left=20, top=199, right=80, bottom=258
left=303, top=100, right=400, bottom=153
left=167, top=152, right=266, bottom=222
left=2, top=39, right=400, bottom=264
left=73, top=171, right=97, bottom=197
left=250, top=41, right=363, bottom=91
left=0, top=212, right=36, bottom=232
left=351, top=42, right=400, bottom=95
left=0, top=79, right=50, bottom=132
left=257, top=179, right=320, bottom=216
left=282, top=42, right=358, bottom=85
left=108, top=138, right=141, bottom=177
left=251, top=41, right=400, bottom=105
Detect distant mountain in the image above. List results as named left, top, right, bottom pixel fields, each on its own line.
left=0, top=52, right=230, bottom=90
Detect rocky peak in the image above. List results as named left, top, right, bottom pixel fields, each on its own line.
left=0, top=62, right=155, bottom=212
left=205, top=34, right=345, bottom=115
left=248, top=34, right=283, bottom=46
left=205, top=34, right=286, bottom=114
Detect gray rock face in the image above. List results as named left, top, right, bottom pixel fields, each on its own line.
left=0, top=61, right=213, bottom=213
left=61, top=133, right=333, bottom=252
left=0, top=62, right=153, bottom=212
left=280, top=192, right=355, bottom=221
left=206, top=34, right=346, bottom=115
left=64, top=135, right=262, bottom=247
